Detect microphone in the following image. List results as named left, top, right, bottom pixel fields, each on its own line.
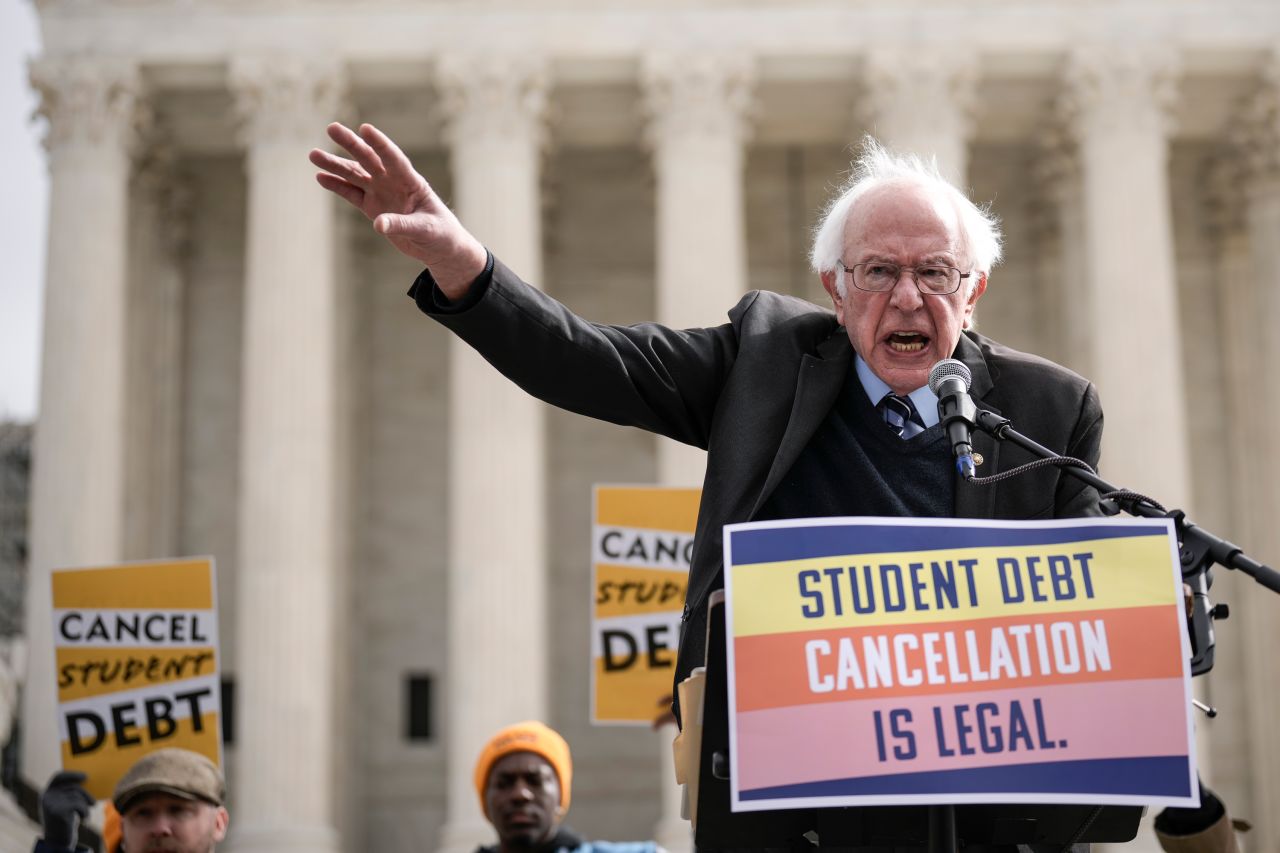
left=929, top=359, right=978, bottom=481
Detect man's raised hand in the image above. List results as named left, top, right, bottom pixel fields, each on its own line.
left=40, top=770, right=93, bottom=849
left=310, top=122, right=487, bottom=298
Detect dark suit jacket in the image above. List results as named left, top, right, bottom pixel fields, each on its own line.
left=425, top=256, right=1105, bottom=717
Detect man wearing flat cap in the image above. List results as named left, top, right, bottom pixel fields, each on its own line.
left=474, top=722, right=665, bottom=853
left=33, top=748, right=228, bottom=853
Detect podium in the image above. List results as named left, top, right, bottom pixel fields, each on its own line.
left=690, top=594, right=1143, bottom=851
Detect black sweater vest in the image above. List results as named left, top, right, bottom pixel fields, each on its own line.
left=758, top=369, right=955, bottom=521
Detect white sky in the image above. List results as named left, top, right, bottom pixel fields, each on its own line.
left=0, top=0, right=47, bottom=423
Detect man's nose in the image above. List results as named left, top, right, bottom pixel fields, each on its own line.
left=148, top=816, right=175, bottom=837
left=888, top=269, right=923, bottom=309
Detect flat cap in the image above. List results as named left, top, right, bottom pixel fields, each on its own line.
left=113, top=749, right=224, bottom=815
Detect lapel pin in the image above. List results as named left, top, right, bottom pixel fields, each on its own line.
left=972, top=452, right=984, bottom=467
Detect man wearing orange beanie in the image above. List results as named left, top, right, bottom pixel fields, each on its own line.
left=474, top=721, right=666, bottom=853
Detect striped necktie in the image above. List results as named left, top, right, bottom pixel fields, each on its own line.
left=879, top=393, right=920, bottom=438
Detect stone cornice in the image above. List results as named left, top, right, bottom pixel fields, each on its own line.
left=30, top=3, right=1280, bottom=68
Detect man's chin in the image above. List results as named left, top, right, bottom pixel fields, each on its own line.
left=501, top=827, right=553, bottom=850
left=877, top=361, right=932, bottom=395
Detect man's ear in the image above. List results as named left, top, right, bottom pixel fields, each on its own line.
left=213, top=806, right=230, bottom=842
left=963, top=272, right=988, bottom=328
left=820, top=271, right=846, bottom=325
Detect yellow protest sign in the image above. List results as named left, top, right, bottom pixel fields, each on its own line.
left=51, top=558, right=222, bottom=798
left=592, top=486, right=699, bottom=724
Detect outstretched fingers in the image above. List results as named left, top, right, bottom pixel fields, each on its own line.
left=315, top=171, right=366, bottom=210
left=309, top=148, right=372, bottom=188
left=357, top=123, right=419, bottom=183
left=326, top=121, right=387, bottom=179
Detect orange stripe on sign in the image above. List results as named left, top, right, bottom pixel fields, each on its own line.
left=60, top=712, right=221, bottom=800
left=734, top=605, right=1183, bottom=711
left=55, top=647, right=219, bottom=702
left=52, top=560, right=214, bottom=609
left=595, top=487, right=701, bottom=532
left=594, top=564, right=689, bottom=618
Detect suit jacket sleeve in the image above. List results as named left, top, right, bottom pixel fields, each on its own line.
left=417, top=255, right=753, bottom=450
left=1055, top=380, right=1105, bottom=518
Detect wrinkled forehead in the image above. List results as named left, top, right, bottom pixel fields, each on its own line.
left=844, top=180, right=963, bottom=257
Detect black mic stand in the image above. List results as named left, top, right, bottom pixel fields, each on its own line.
left=910, top=407, right=1280, bottom=853
left=969, top=407, right=1280, bottom=675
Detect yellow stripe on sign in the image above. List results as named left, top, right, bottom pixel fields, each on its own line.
left=595, top=486, right=701, bottom=533
left=55, top=647, right=219, bottom=702
left=52, top=559, right=214, bottom=610
left=731, top=537, right=1177, bottom=636
left=594, top=564, right=689, bottom=619
left=592, top=656, right=677, bottom=724
left=60, top=712, right=220, bottom=800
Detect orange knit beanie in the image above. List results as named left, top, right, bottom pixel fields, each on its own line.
left=473, top=721, right=572, bottom=812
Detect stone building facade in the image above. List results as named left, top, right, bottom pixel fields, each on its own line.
left=0, top=422, right=31, bottom=639
left=17, top=1, right=1280, bottom=851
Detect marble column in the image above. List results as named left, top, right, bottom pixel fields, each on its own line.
left=642, top=53, right=753, bottom=852
left=1061, top=50, right=1191, bottom=509
left=21, top=56, right=142, bottom=785
left=1033, top=130, right=1091, bottom=378
left=1235, top=58, right=1280, bottom=852
left=227, top=57, right=347, bottom=853
left=435, top=54, right=550, bottom=853
left=862, top=53, right=976, bottom=186
left=124, top=137, right=190, bottom=562
left=642, top=52, right=754, bottom=487
left=1199, top=149, right=1260, bottom=840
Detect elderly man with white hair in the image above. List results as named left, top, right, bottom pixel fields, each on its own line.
left=312, top=121, right=1105, bottom=715
left=312, top=123, right=1106, bottom=721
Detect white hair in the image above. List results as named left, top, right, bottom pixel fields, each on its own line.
left=809, top=137, right=1003, bottom=298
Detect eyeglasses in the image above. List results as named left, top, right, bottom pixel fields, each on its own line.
left=839, top=261, right=970, bottom=295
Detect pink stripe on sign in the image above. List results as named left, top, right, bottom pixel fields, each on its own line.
left=735, top=678, right=1188, bottom=790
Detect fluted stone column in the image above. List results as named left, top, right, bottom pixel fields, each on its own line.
left=643, top=53, right=754, bottom=488
left=1200, top=150, right=1260, bottom=834
left=21, top=56, right=142, bottom=785
left=435, top=54, right=550, bottom=853
left=642, top=54, right=752, bottom=852
left=1033, top=131, right=1091, bottom=378
left=124, top=139, right=190, bottom=561
left=1061, top=50, right=1191, bottom=508
left=1236, top=60, right=1280, bottom=852
left=227, top=57, right=347, bottom=853
left=862, top=54, right=975, bottom=186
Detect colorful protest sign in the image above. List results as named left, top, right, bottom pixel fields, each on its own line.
left=723, top=517, right=1197, bottom=811
left=591, top=486, right=700, bottom=724
left=52, top=558, right=222, bottom=798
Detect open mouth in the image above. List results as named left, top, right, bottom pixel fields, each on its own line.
left=887, top=331, right=929, bottom=353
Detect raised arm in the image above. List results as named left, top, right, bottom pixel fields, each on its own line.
left=309, top=122, right=486, bottom=299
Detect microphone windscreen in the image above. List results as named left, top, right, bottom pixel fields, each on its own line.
left=928, top=359, right=972, bottom=395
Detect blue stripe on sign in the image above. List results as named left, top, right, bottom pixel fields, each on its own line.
left=728, top=522, right=1167, bottom=566
left=738, top=755, right=1192, bottom=801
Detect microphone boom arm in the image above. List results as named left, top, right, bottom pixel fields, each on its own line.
left=971, top=407, right=1280, bottom=677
